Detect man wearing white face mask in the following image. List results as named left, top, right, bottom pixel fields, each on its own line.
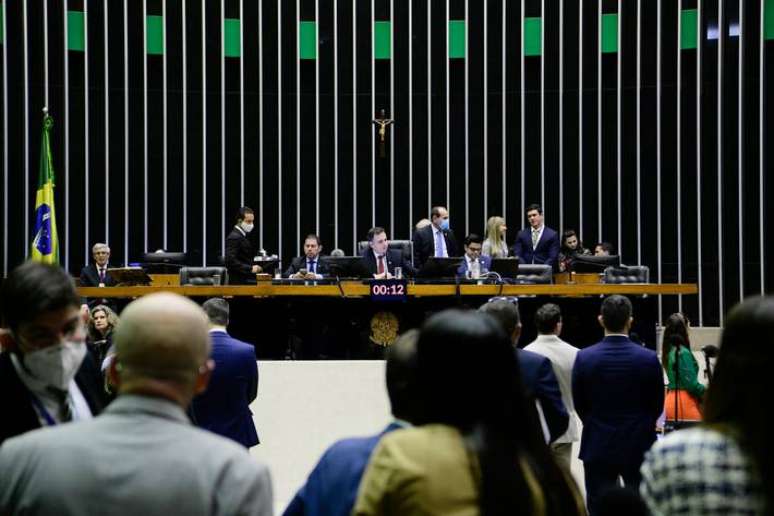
left=0, top=261, right=105, bottom=445
left=225, top=206, right=263, bottom=284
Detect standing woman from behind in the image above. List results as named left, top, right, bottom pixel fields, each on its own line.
left=482, top=216, right=509, bottom=258
left=661, top=313, right=705, bottom=423
left=353, top=310, right=585, bottom=516
left=641, top=297, right=772, bottom=515
left=87, top=305, right=119, bottom=369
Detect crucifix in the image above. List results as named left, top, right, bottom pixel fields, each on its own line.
left=372, top=109, right=394, bottom=158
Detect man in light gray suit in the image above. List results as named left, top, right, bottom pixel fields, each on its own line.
left=0, top=292, right=273, bottom=516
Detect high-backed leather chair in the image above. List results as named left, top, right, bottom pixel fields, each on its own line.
left=603, top=265, right=650, bottom=284
left=179, top=266, right=229, bottom=286
left=516, top=264, right=553, bottom=284
left=357, top=240, right=414, bottom=266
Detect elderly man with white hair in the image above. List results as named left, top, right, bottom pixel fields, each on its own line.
left=0, top=292, right=274, bottom=516
left=80, top=243, right=115, bottom=288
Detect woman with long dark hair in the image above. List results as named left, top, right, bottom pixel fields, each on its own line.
left=353, top=309, right=584, bottom=516
left=641, top=297, right=771, bottom=515
left=661, top=313, right=705, bottom=422
left=558, top=230, right=590, bottom=272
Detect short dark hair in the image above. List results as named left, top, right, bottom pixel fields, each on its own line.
left=0, top=261, right=80, bottom=332
left=478, top=299, right=520, bottom=338
left=431, top=206, right=447, bottom=218
left=600, top=295, right=632, bottom=333
left=201, top=298, right=230, bottom=326
left=236, top=206, right=254, bottom=222
left=303, top=234, right=322, bottom=246
left=535, top=303, right=562, bottom=334
left=465, top=234, right=483, bottom=246
left=385, top=329, right=420, bottom=423
left=526, top=203, right=542, bottom=215
left=595, top=242, right=615, bottom=254
left=367, top=227, right=386, bottom=242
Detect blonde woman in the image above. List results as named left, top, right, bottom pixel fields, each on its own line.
left=482, top=216, right=509, bottom=258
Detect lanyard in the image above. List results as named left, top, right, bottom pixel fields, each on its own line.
left=29, top=394, right=59, bottom=427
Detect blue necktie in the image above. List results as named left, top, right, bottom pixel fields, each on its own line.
left=308, top=261, right=315, bottom=274
left=435, top=230, right=444, bottom=257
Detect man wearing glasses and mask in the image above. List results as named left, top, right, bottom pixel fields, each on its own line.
left=0, top=261, right=105, bottom=445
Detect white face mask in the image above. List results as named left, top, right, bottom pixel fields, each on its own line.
left=22, top=341, right=87, bottom=391
left=240, top=222, right=254, bottom=233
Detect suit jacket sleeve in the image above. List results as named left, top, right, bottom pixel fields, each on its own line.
left=79, top=266, right=96, bottom=287
left=411, top=230, right=423, bottom=268
left=546, top=231, right=560, bottom=267
left=225, top=236, right=253, bottom=275
left=246, top=349, right=259, bottom=404
left=513, top=233, right=525, bottom=262
left=284, top=257, right=301, bottom=277
left=571, top=357, right=588, bottom=422
left=534, top=357, right=569, bottom=443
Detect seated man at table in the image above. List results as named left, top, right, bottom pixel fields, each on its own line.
left=284, top=234, right=329, bottom=279
left=79, top=243, right=118, bottom=309
left=456, top=234, right=491, bottom=278
left=361, top=227, right=414, bottom=279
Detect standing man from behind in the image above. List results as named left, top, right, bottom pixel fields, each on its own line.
left=513, top=204, right=560, bottom=269
left=572, top=295, right=664, bottom=516
left=0, top=261, right=105, bottom=446
left=362, top=227, right=415, bottom=279
left=412, top=206, right=460, bottom=268
left=283, top=330, right=421, bottom=516
left=284, top=234, right=329, bottom=279
left=225, top=206, right=262, bottom=284
left=191, top=298, right=259, bottom=448
left=524, top=303, right=580, bottom=473
left=0, top=292, right=273, bottom=516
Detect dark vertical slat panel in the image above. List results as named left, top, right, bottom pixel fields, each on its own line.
left=280, top=0, right=298, bottom=262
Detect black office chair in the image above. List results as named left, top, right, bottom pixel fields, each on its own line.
left=603, top=265, right=650, bottom=284
left=357, top=240, right=414, bottom=266
left=179, top=266, right=228, bottom=286
left=516, top=264, right=553, bottom=284
left=142, top=251, right=187, bottom=274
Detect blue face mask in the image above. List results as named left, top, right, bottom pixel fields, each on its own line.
left=439, top=218, right=450, bottom=231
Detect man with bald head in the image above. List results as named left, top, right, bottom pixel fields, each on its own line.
left=0, top=293, right=273, bottom=516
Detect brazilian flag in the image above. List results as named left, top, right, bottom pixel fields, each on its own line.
left=31, top=112, right=59, bottom=264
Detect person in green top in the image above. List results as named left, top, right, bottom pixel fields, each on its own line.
left=662, top=313, right=705, bottom=421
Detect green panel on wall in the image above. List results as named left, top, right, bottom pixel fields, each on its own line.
left=681, top=9, right=698, bottom=49
left=224, top=18, right=241, bottom=57
left=0, top=4, right=4, bottom=45
left=524, top=17, right=542, bottom=56
left=374, top=21, right=391, bottom=59
left=299, top=21, right=317, bottom=59
left=448, top=20, right=465, bottom=58
left=766, top=0, right=774, bottom=39
left=146, top=15, right=164, bottom=55
left=601, top=13, right=618, bottom=53
left=67, top=11, right=85, bottom=51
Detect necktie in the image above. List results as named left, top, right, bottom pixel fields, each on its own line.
left=435, top=230, right=444, bottom=257
left=377, top=255, right=385, bottom=274
left=308, top=261, right=315, bottom=274
left=47, top=387, right=73, bottom=422
left=99, top=268, right=106, bottom=282
left=532, top=229, right=539, bottom=248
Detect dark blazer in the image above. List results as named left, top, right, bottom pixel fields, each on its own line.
left=283, top=422, right=403, bottom=516
left=191, top=331, right=259, bottom=448
left=0, top=351, right=106, bottom=446
left=572, top=335, right=664, bottom=466
left=225, top=227, right=256, bottom=284
left=513, top=226, right=560, bottom=269
left=79, top=263, right=117, bottom=287
left=517, top=348, right=569, bottom=443
left=284, top=256, right=330, bottom=277
left=456, top=255, right=492, bottom=277
left=361, top=249, right=415, bottom=278
left=412, top=225, right=460, bottom=268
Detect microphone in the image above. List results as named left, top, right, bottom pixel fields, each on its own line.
left=701, top=345, right=719, bottom=358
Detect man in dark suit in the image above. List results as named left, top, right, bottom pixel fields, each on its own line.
left=225, top=206, right=262, bottom=284
left=191, top=298, right=259, bottom=448
left=284, top=234, right=329, bottom=279
left=572, top=295, right=664, bottom=515
left=457, top=234, right=492, bottom=278
left=283, top=330, right=421, bottom=516
left=478, top=298, right=569, bottom=443
left=0, top=261, right=105, bottom=446
left=79, top=243, right=116, bottom=287
left=361, top=227, right=415, bottom=279
left=412, top=205, right=460, bottom=268
left=513, top=203, right=560, bottom=269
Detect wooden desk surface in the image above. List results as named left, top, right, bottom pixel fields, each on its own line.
left=78, top=282, right=698, bottom=298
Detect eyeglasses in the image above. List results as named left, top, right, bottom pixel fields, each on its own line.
left=487, top=296, right=519, bottom=305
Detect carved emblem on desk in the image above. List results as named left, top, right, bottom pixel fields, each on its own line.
left=369, top=311, right=399, bottom=347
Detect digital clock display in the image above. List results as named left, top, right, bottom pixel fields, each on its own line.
left=369, top=279, right=408, bottom=302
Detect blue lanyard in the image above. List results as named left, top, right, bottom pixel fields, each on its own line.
left=29, top=394, right=59, bottom=427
